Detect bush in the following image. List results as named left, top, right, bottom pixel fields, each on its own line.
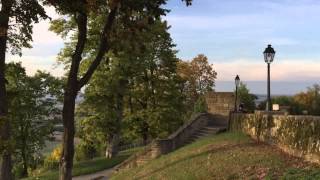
left=43, top=146, right=61, bottom=170
left=13, top=163, right=25, bottom=178
left=75, top=142, right=98, bottom=162
left=193, top=96, right=208, bottom=113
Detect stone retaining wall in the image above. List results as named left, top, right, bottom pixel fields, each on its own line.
left=229, top=112, right=320, bottom=164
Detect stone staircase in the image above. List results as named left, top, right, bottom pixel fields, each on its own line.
left=183, top=125, right=226, bottom=145
left=113, top=113, right=228, bottom=173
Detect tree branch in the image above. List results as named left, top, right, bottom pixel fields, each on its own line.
left=77, top=5, right=118, bottom=89
left=66, top=12, right=87, bottom=93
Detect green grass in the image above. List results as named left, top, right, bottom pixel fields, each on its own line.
left=24, top=148, right=141, bottom=180
left=111, top=132, right=320, bottom=180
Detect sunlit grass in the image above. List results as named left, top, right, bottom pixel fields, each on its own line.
left=111, top=132, right=320, bottom=180
left=24, top=148, right=142, bottom=180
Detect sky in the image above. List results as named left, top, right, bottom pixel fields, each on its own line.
left=8, top=0, right=320, bottom=94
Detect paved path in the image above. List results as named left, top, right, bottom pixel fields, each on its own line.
left=72, top=168, right=114, bottom=180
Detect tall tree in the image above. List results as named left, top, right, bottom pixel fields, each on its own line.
left=125, top=21, right=185, bottom=144
left=177, top=54, right=217, bottom=114
left=47, top=1, right=192, bottom=179
left=0, top=1, right=47, bottom=179
left=77, top=59, right=128, bottom=159
left=6, top=63, right=63, bottom=178
left=77, top=20, right=185, bottom=158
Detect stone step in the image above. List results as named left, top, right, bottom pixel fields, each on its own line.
left=183, top=126, right=227, bottom=146
left=190, top=134, right=210, bottom=139
left=194, top=128, right=220, bottom=135
left=197, top=129, right=220, bottom=135
left=136, top=157, right=151, bottom=165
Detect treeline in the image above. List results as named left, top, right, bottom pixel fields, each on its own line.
left=258, top=84, right=320, bottom=115
left=236, top=82, right=320, bottom=115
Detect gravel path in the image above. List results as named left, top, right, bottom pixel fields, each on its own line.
left=72, top=168, right=114, bottom=180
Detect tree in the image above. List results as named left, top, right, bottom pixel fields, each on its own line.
left=5, top=63, right=63, bottom=178
left=236, top=82, right=256, bottom=113
left=46, top=1, right=192, bottom=179
left=0, top=1, right=48, bottom=179
left=177, top=54, right=217, bottom=114
left=77, top=59, right=128, bottom=159
left=124, top=21, right=185, bottom=144
left=77, top=20, right=185, bottom=157
left=293, top=84, right=320, bottom=115
left=269, top=96, right=303, bottom=115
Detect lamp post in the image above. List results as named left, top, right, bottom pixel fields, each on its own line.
left=263, top=44, right=276, bottom=112
left=234, top=75, right=240, bottom=112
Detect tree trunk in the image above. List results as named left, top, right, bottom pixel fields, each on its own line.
left=58, top=6, right=118, bottom=179
left=59, top=86, right=77, bottom=180
left=59, top=12, right=87, bottom=180
left=142, top=122, right=149, bottom=145
left=105, top=134, right=120, bottom=158
left=105, top=79, right=126, bottom=158
left=0, top=1, right=12, bottom=179
left=21, top=147, right=28, bottom=178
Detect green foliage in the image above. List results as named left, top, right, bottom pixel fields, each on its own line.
left=236, top=82, right=256, bottom=112
left=272, top=96, right=303, bottom=114
left=193, top=96, right=208, bottom=113
left=3, top=0, right=48, bottom=55
left=257, top=84, right=320, bottom=115
left=5, top=62, right=63, bottom=177
left=74, top=141, right=99, bottom=162
left=76, top=20, right=186, bottom=148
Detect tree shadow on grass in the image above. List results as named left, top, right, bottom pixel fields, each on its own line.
left=133, top=142, right=258, bottom=180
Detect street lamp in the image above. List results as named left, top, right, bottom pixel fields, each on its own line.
left=234, top=75, right=240, bottom=112
left=263, top=44, right=276, bottom=111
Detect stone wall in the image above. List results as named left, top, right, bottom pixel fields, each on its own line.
left=152, top=113, right=211, bottom=157
left=205, top=92, right=235, bottom=117
left=230, top=112, right=320, bottom=164
left=114, top=113, right=221, bottom=172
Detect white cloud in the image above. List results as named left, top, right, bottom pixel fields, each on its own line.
left=8, top=55, right=65, bottom=77
left=213, top=59, right=320, bottom=81
left=32, top=7, right=63, bottom=46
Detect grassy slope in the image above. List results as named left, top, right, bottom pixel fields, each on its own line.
left=25, top=148, right=140, bottom=180
left=111, top=132, right=320, bottom=180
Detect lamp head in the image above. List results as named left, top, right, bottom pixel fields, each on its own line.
left=235, top=75, right=240, bottom=87
left=263, top=44, right=276, bottom=64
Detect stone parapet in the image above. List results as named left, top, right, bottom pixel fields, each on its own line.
left=230, top=112, right=320, bottom=164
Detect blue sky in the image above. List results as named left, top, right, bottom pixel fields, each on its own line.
left=8, top=0, right=320, bottom=94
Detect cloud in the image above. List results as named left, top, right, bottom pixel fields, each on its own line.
left=8, top=55, right=65, bottom=77
left=31, top=6, right=63, bottom=46
left=213, top=59, right=320, bottom=81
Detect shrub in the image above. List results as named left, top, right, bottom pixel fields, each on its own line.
left=193, top=96, right=208, bottom=113
left=43, top=146, right=61, bottom=170
left=75, top=142, right=98, bottom=162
